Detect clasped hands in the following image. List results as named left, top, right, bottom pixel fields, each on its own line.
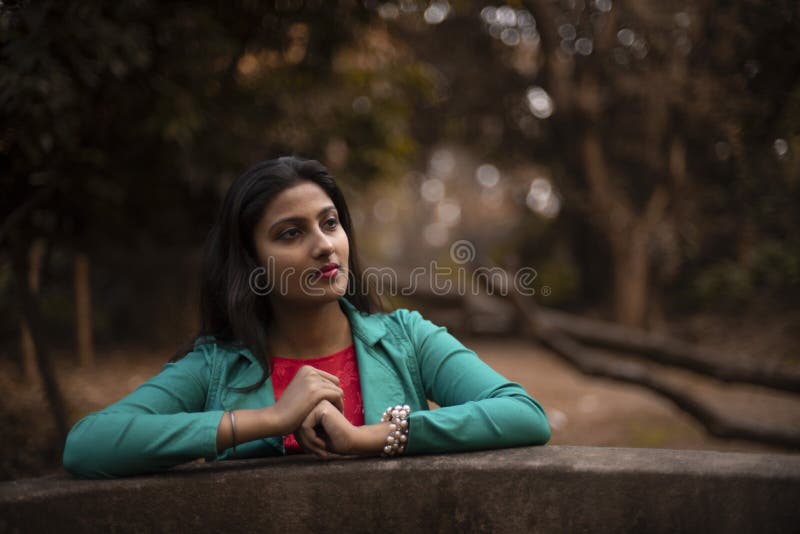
left=272, top=365, right=382, bottom=458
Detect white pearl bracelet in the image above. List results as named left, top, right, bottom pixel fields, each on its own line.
left=380, top=404, right=411, bottom=457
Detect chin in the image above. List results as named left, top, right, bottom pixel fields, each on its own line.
left=292, top=285, right=349, bottom=305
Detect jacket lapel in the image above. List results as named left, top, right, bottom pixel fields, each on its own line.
left=341, top=299, right=406, bottom=425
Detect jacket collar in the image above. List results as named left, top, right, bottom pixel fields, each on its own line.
left=232, top=297, right=387, bottom=364
left=339, top=297, right=388, bottom=347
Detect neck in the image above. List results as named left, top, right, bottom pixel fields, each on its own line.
left=268, top=299, right=352, bottom=359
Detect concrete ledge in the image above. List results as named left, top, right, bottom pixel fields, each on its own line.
left=2, top=446, right=799, bottom=533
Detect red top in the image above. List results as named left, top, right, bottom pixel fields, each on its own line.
left=269, top=345, right=364, bottom=454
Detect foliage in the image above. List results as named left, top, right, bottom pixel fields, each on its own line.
left=0, top=0, right=429, bottom=346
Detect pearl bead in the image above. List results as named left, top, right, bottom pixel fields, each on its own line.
left=380, top=402, right=411, bottom=456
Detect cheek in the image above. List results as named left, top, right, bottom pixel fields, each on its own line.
left=254, top=243, right=274, bottom=268
left=254, top=242, right=289, bottom=274
left=338, top=233, right=350, bottom=262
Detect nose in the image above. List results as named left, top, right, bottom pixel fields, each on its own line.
left=311, top=228, right=335, bottom=259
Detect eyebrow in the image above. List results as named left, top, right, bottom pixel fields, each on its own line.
left=268, top=205, right=337, bottom=233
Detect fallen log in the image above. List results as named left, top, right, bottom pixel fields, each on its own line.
left=539, top=329, right=800, bottom=449
left=537, top=308, right=800, bottom=393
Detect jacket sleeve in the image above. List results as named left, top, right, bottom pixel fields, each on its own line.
left=62, top=346, right=226, bottom=478
left=399, top=310, right=550, bottom=454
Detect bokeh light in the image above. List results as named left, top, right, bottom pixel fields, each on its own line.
left=526, top=86, right=554, bottom=119
left=378, top=2, right=400, bottom=19
left=558, top=23, right=577, bottom=41
left=423, top=1, right=450, bottom=25
left=423, top=221, right=449, bottom=246
left=594, top=0, right=613, bottom=13
left=429, top=148, right=456, bottom=178
left=476, top=164, right=501, bottom=188
left=526, top=177, right=561, bottom=219
left=575, top=37, right=593, bottom=56
left=501, top=28, right=521, bottom=46
left=774, top=138, right=789, bottom=159
left=421, top=177, right=446, bottom=202
left=436, top=198, right=462, bottom=226
left=482, top=5, right=537, bottom=47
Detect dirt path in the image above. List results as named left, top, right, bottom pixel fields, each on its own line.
left=466, top=337, right=800, bottom=454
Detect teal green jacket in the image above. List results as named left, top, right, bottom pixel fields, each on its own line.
left=63, top=299, right=550, bottom=478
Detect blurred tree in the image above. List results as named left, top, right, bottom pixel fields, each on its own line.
left=379, top=0, right=800, bottom=327
left=0, top=0, right=426, bottom=344
left=519, top=0, right=800, bottom=325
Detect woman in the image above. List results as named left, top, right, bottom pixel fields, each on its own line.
left=63, top=156, right=550, bottom=478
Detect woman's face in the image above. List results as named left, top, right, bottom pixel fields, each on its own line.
left=252, top=181, right=350, bottom=307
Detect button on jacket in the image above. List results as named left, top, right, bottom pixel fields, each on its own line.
left=63, top=299, right=551, bottom=478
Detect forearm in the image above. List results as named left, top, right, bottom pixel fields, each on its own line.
left=349, top=422, right=393, bottom=455
left=405, top=396, right=550, bottom=454
left=215, top=406, right=287, bottom=453
left=64, top=410, right=224, bottom=478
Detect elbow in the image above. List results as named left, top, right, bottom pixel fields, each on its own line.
left=62, top=416, right=110, bottom=479
left=524, top=397, right=551, bottom=445
left=62, top=432, right=89, bottom=478
left=62, top=443, right=90, bottom=479
left=536, top=415, right=552, bottom=445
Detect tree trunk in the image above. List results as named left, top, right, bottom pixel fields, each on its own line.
left=612, top=226, right=650, bottom=328
left=19, top=240, right=45, bottom=382
left=11, top=238, right=69, bottom=444
left=74, top=252, right=94, bottom=367
left=580, top=129, right=653, bottom=327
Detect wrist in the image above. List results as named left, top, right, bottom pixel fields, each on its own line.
left=259, top=405, right=287, bottom=435
left=351, top=422, right=392, bottom=455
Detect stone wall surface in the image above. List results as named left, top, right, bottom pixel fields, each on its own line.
left=1, top=446, right=799, bottom=533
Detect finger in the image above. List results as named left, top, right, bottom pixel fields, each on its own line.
left=295, top=365, right=339, bottom=386
left=303, top=426, right=327, bottom=452
left=310, top=368, right=340, bottom=386
left=297, top=431, right=329, bottom=458
left=298, top=410, right=330, bottom=455
left=320, top=388, right=345, bottom=413
left=331, top=393, right=344, bottom=413
left=313, top=385, right=345, bottom=412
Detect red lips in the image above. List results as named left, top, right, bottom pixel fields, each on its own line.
left=318, top=263, right=339, bottom=273
left=312, top=263, right=340, bottom=281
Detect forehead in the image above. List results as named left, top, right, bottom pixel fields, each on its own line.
left=261, top=181, right=335, bottom=221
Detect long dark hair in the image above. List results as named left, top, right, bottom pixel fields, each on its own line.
left=174, top=156, right=380, bottom=391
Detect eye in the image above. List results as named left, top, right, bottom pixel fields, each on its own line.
left=323, top=217, right=339, bottom=230
left=279, top=228, right=300, bottom=240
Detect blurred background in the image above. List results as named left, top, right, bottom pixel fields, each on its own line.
left=2, top=0, right=799, bottom=480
